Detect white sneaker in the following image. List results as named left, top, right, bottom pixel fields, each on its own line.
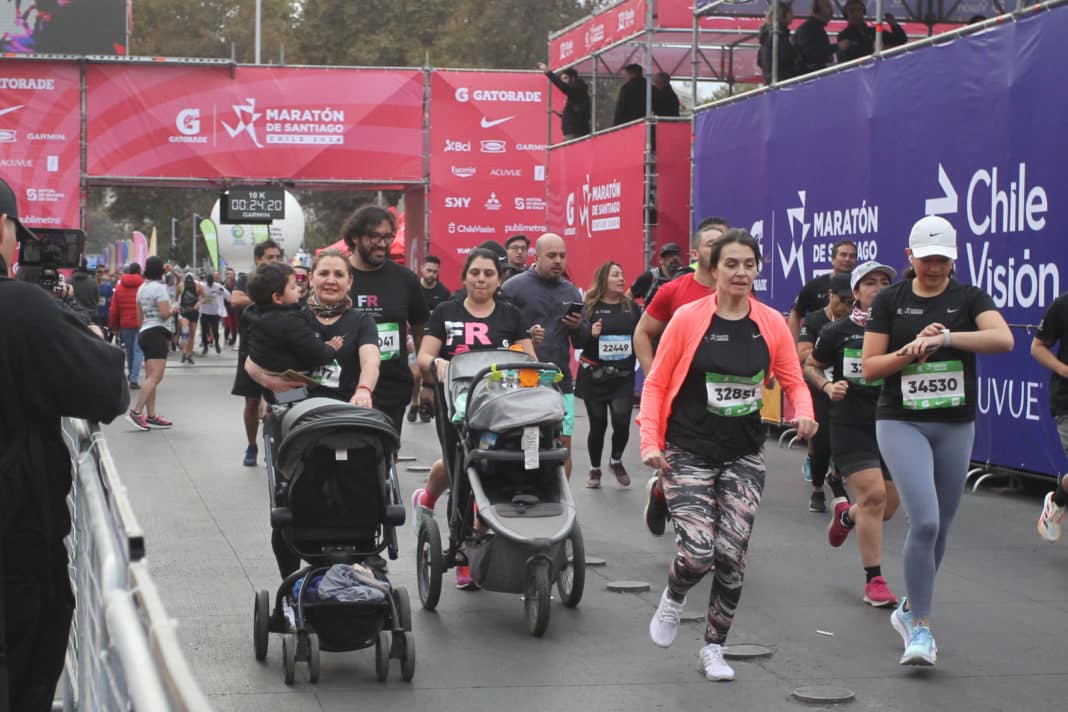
left=698, top=643, right=735, bottom=681
left=1037, top=491, right=1065, bottom=542
left=649, top=588, right=685, bottom=647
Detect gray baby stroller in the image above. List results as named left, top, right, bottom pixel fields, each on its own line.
left=418, top=349, right=585, bottom=636
left=253, top=397, right=414, bottom=684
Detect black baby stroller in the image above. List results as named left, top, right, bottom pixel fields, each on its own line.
left=417, top=349, right=585, bottom=637
left=252, top=396, right=415, bottom=684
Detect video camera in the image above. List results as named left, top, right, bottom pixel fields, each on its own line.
left=17, top=228, right=86, bottom=296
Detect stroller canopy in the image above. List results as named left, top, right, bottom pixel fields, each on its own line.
left=467, top=378, right=565, bottom=432
left=277, top=398, right=399, bottom=479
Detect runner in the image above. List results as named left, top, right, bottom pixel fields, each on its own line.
left=176, top=273, right=203, bottom=364
left=128, top=257, right=176, bottom=431
left=634, top=219, right=727, bottom=535
left=199, top=271, right=229, bottom=356
left=343, top=205, right=429, bottom=434
left=796, top=273, right=854, bottom=512
left=639, top=229, right=816, bottom=681
left=862, top=215, right=1012, bottom=666
left=805, top=261, right=900, bottom=607
left=408, top=255, right=451, bottom=424
left=1030, top=292, right=1068, bottom=541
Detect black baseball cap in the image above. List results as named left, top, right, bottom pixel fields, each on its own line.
left=0, top=176, right=36, bottom=242
left=829, top=273, right=853, bottom=297
left=660, top=242, right=681, bottom=256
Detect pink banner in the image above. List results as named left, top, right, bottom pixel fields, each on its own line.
left=653, top=121, right=691, bottom=259
left=547, top=123, right=647, bottom=287
left=550, top=0, right=647, bottom=69
left=86, top=64, right=424, bottom=182
left=428, top=70, right=549, bottom=282
left=0, top=61, right=81, bottom=229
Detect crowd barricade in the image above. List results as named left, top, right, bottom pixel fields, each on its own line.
left=58, top=418, right=212, bottom=711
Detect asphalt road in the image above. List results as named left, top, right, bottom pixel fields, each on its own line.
left=102, top=352, right=1068, bottom=711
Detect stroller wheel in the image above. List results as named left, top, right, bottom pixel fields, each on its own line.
left=307, top=632, right=320, bottom=684
left=557, top=523, right=586, bottom=608
left=525, top=562, right=552, bottom=637
left=400, top=631, right=416, bottom=682
left=416, top=520, right=443, bottom=610
left=375, top=630, right=391, bottom=681
left=253, top=590, right=270, bottom=661
left=393, top=586, right=413, bottom=632
left=282, top=634, right=297, bottom=685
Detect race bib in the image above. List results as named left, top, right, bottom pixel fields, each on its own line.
left=901, top=360, right=964, bottom=410
left=598, top=334, right=632, bottom=361
left=313, top=360, right=342, bottom=390
left=842, top=348, right=882, bottom=386
left=377, top=322, right=400, bottom=360
left=705, top=370, right=764, bottom=417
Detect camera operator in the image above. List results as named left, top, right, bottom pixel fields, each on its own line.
left=0, top=177, right=128, bottom=711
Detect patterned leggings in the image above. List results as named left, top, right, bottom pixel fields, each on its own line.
left=663, top=444, right=766, bottom=645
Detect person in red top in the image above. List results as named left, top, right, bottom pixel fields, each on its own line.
left=639, top=229, right=816, bottom=681
left=109, top=262, right=145, bottom=390
left=634, top=218, right=727, bottom=535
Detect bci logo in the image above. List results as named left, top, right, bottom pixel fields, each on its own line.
left=444, top=139, right=470, bottom=152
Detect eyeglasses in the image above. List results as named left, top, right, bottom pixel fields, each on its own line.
left=507, top=244, right=528, bottom=252
left=362, top=231, right=395, bottom=243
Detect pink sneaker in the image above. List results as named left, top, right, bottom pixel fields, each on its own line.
left=827, top=497, right=854, bottom=547
left=863, top=576, right=898, bottom=607
left=146, top=414, right=173, bottom=429
left=455, top=565, right=479, bottom=591
left=126, top=410, right=149, bottom=432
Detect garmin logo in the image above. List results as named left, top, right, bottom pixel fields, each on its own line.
left=515, top=143, right=546, bottom=152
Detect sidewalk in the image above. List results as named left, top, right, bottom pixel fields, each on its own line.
left=103, top=357, right=1068, bottom=711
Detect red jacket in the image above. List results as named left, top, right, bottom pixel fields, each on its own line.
left=109, top=274, right=144, bottom=331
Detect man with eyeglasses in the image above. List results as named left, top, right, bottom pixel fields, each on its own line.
left=343, top=205, right=429, bottom=435
left=504, top=234, right=530, bottom=280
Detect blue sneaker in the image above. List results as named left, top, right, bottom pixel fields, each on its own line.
left=900, top=625, right=937, bottom=666
left=890, top=597, right=913, bottom=647
left=243, top=444, right=257, bottom=467
left=802, top=456, right=813, bottom=482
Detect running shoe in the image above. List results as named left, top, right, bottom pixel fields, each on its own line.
left=586, top=468, right=602, bottom=489
left=609, top=460, right=631, bottom=487
left=215, top=341, right=221, bottom=354
left=1037, top=491, right=1065, bottom=542
left=180, top=353, right=187, bottom=364
left=644, top=475, right=669, bottom=536
left=698, top=643, right=735, bottom=681
left=802, top=455, right=813, bottom=482
left=411, top=488, right=434, bottom=531
left=863, top=576, right=897, bottom=608
left=827, top=497, right=854, bottom=547
left=406, top=405, right=418, bottom=423
left=419, top=402, right=434, bottom=423
left=809, top=490, right=826, bottom=513
left=455, top=565, right=479, bottom=591
left=129, top=380, right=140, bottom=390
left=649, top=588, right=685, bottom=647
left=126, top=410, right=150, bottom=432
left=900, top=625, right=937, bottom=666
left=187, top=355, right=195, bottom=365
left=145, top=414, right=173, bottom=429
left=890, top=597, right=914, bottom=647
left=243, top=444, right=257, bottom=467
left=201, top=345, right=208, bottom=356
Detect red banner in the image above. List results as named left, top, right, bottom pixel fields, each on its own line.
left=653, top=121, right=691, bottom=258
left=547, top=123, right=647, bottom=287
left=0, top=61, right=81, bottom=229
left=86, top=64, right=424, bottom=182
left=428, top=70, right=548, bottom=282
left=550, top=0, right=647, bottom=69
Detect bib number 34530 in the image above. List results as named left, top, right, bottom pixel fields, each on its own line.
left=705, top=370, right=764, bottom=417
left=900, top=360, right=964, bottom=410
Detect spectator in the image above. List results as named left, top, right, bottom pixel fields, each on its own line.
left=614, top=63, right=647, bottom=126
left=651, top=72, right=681, bottom=117
left=94, top=264, right=113, bottom=331
left=759, top=1, right=799, bottom=85
left=795, top=0, right=840, bottom=74
left=504, top=234, right=530, bottom=278
left=628, top=242, right=683, bottom=307
left=407, top=254, right=451, bottom=423
left=538, top=63, right=591, bottom=139
left=836, top=0, right=907, bottom=63
left=109, top=262, right=145, bottom=390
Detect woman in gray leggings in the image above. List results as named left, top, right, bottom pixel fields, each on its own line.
left=861, top=216, right=1012, bottom=666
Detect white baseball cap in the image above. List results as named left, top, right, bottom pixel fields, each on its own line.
left=850, top=260, right=897, bottom=291
left=908, top=215, right=957, bottom=260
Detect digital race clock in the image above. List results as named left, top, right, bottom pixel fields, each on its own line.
left=221, top=187, right=286, bottom=224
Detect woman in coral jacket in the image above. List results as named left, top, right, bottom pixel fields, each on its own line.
left=638, top=229, right=817, bottom=682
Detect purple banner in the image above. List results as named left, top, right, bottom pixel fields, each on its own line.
left=693, top=7, right=1068, bottom=476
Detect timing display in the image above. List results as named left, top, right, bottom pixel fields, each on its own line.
left=221, top=187, right=285, bottom=224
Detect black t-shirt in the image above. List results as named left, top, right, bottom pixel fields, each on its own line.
left=1036, top=293, right=1068, bottom=416
left=307, top=309, right=380, bottom=402
left=799, top=307, right=831, bottom=344
left=867, top=279, right=997, bottom=422
left=793, top=273, right=831, bottom=317
left=421, top=281, right=451, bottom=313
left=574, top=300, right=641, bottom=400
left=630, top=268, right=670, bottom=305
left=349, top=261, right=430, bottom=409
left=426, top=299, right=525, bottom=359
left=811, top=316, right=882, bottom=425
left=666, top=314, right=771, bottom=463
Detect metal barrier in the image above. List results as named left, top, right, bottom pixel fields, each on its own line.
left=57, top=419, right=212, bottom=712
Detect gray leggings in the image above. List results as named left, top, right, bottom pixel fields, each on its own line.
left=876, top=419, right=975, bottom=620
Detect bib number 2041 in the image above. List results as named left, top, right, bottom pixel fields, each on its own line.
left=377, top=322, right=400, bottom=361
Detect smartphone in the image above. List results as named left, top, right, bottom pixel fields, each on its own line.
left=564, top=301, right=584, bottom=315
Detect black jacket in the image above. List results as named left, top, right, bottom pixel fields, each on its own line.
left=759, top=25, right=799, bottom=84
left=836, top=21, right=907, bottom=62
left=545, top=71, right=591, bottom=137
left=652, top=84, right=681, bottom=117
left=614, top=76, right=647, bottom=126
left=794, top=17, right=836, bottom=73
left=247, top=303, right=338, bottom=374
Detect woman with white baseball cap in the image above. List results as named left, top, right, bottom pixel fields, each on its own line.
left=861, top=215, right=1012, bottom=666
left=805, top=260, right=901, bottom=609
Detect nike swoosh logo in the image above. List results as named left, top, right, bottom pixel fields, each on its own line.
left=946, top=308, right=959, bottom=313
left=752, top=333, right=763, bottom=339
left=480, top=115, right=514, bottom=129
left=0, top=105, right=24, bottom=117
